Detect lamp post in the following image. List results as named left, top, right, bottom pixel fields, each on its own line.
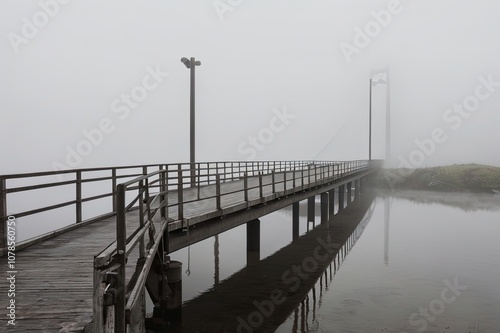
left=369, top=70, right=390, bottom=162
left=181, top=57, right=201, bottom=187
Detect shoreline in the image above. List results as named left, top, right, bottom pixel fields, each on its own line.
left=369, top=164, right=500, bottom=194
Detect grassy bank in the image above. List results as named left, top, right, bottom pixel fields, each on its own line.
left=371, top=164, right=500, bottom=194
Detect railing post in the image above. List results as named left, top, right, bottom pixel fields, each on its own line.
left=177, top=165, right=184, bottom=222
left=259, top=172, right=264, bottom=202
left=223, top=162, right=227, bottom=182
left=115, top=183, right=127, bottom=333
left=197, top=163, right=201, bottom=199
left=76, top=171, right=82, bottom=223
left=0, top=177, right=6, bottom=250
left=272, top=171, right=275, bottom=193
left=284, top=169, right=287, bottom=192
left=112, top=168, right=117, bottom=212
left=159, top=166, right=166, bottom=218
left=244, top=172, right=248, bottom=204
left=216, top=174, right=221, bottom=211
left=301, top=169, right=305, bottom=190
left=138, top=180, right=145, bottom=259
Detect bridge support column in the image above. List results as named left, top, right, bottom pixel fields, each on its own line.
left=347, top=182, right=352, bottom=205
left=292, top=202, right=299, bottom=241
left=338, top=185, right=345, bottom=212
left=328, top=189, right=335, bottom=217
left=320, top=192, right=329, bottom=224
left=307, top=196, right=315, bottom=224
left=247, top=219, right=260, bottom=266
left=355, top=179, right=361, bottom=199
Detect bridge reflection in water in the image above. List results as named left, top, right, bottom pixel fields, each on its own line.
left=174, top=191, right=375, bottom=333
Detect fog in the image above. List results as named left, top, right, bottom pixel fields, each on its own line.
left=1, top=0, right=499, bottom=174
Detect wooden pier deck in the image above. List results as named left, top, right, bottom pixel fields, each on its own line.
left=0, top=161, right=379, bottom=332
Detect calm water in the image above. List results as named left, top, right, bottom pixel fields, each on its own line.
left=164, top=190, right=500, bottom=332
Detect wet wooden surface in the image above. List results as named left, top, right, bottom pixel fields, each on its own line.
left=0, top=169, right=362, bottom=332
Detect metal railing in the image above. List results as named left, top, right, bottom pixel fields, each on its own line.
left=0, top=159, right=380, bottom=332
left=0, top=164, right=171, bottom=254
left=0, top=160, right=375, bottom=253
left=89, top=160, right=376, bottom=332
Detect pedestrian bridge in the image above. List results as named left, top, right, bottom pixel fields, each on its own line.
left=0, top=160, right=381, bottom=332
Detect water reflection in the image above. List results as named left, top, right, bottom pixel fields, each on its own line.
left=384, top=196, right=390, bottom=266
left=376, top=189, right=500, bottom=212
left=214, top=235, right=219, bottom=287
left=278, top=190, right=500, bottom=332
left=176, top=194, right=375, bottom=332
left=165, top=189, right=500, bottom=332
left=285, top=206, right=373, bottom=333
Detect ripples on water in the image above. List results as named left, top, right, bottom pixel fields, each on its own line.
left=164, top=190, right=500, bottom=332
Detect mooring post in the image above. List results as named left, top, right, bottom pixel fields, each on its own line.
left=338, top=185, right=345, bottom=212
left=246, top=219, right=260, bottom=266
left=292, top=202, right=299, bottom=241
left=320, top=192, right=329, bottom=224
left=165, top=260, right=183, bottom=323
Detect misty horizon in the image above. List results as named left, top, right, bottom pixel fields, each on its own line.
left=2, top=1, right=499, bottom=174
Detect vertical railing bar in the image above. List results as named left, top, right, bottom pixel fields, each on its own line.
left=138, top=180, right=145, bottom=259
left=293, top=168, right=296, bottom=190
left=259, top=172, right=263, bottom=202
left=112, top=168, right=117, bottom=212
left=244, top=172, right=248, bottom=204
left=160, top=167, right=167, bottom=219
left=272, top=170, right=275, bottom=194
left=284, top=168, right=287, bottom=192
left=197, top=163, right=200, bottom=200
left=177, top=165, right=184, bottom=223
left=223, top=162, right=226, bottom=182
left=115, top=183, right=126, bottom=333
left=216, top=174, right=221, bottom=211
left=76, top=171, right=82, bottom=223
left=0, top=177, right=6, bottom=250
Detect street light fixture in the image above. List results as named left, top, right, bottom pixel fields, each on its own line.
left=181, top=57, right=201, bottom=187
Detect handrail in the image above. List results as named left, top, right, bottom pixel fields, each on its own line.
left=88, top=160, right=379, bottom=332
left=1, top=161, right=356, bottom=251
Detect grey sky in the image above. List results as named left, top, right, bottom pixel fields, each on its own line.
left=1, top=0, right=499, bottom=174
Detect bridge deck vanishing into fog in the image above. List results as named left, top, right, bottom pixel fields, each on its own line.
left=0, top=160, right=380, bottom=332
